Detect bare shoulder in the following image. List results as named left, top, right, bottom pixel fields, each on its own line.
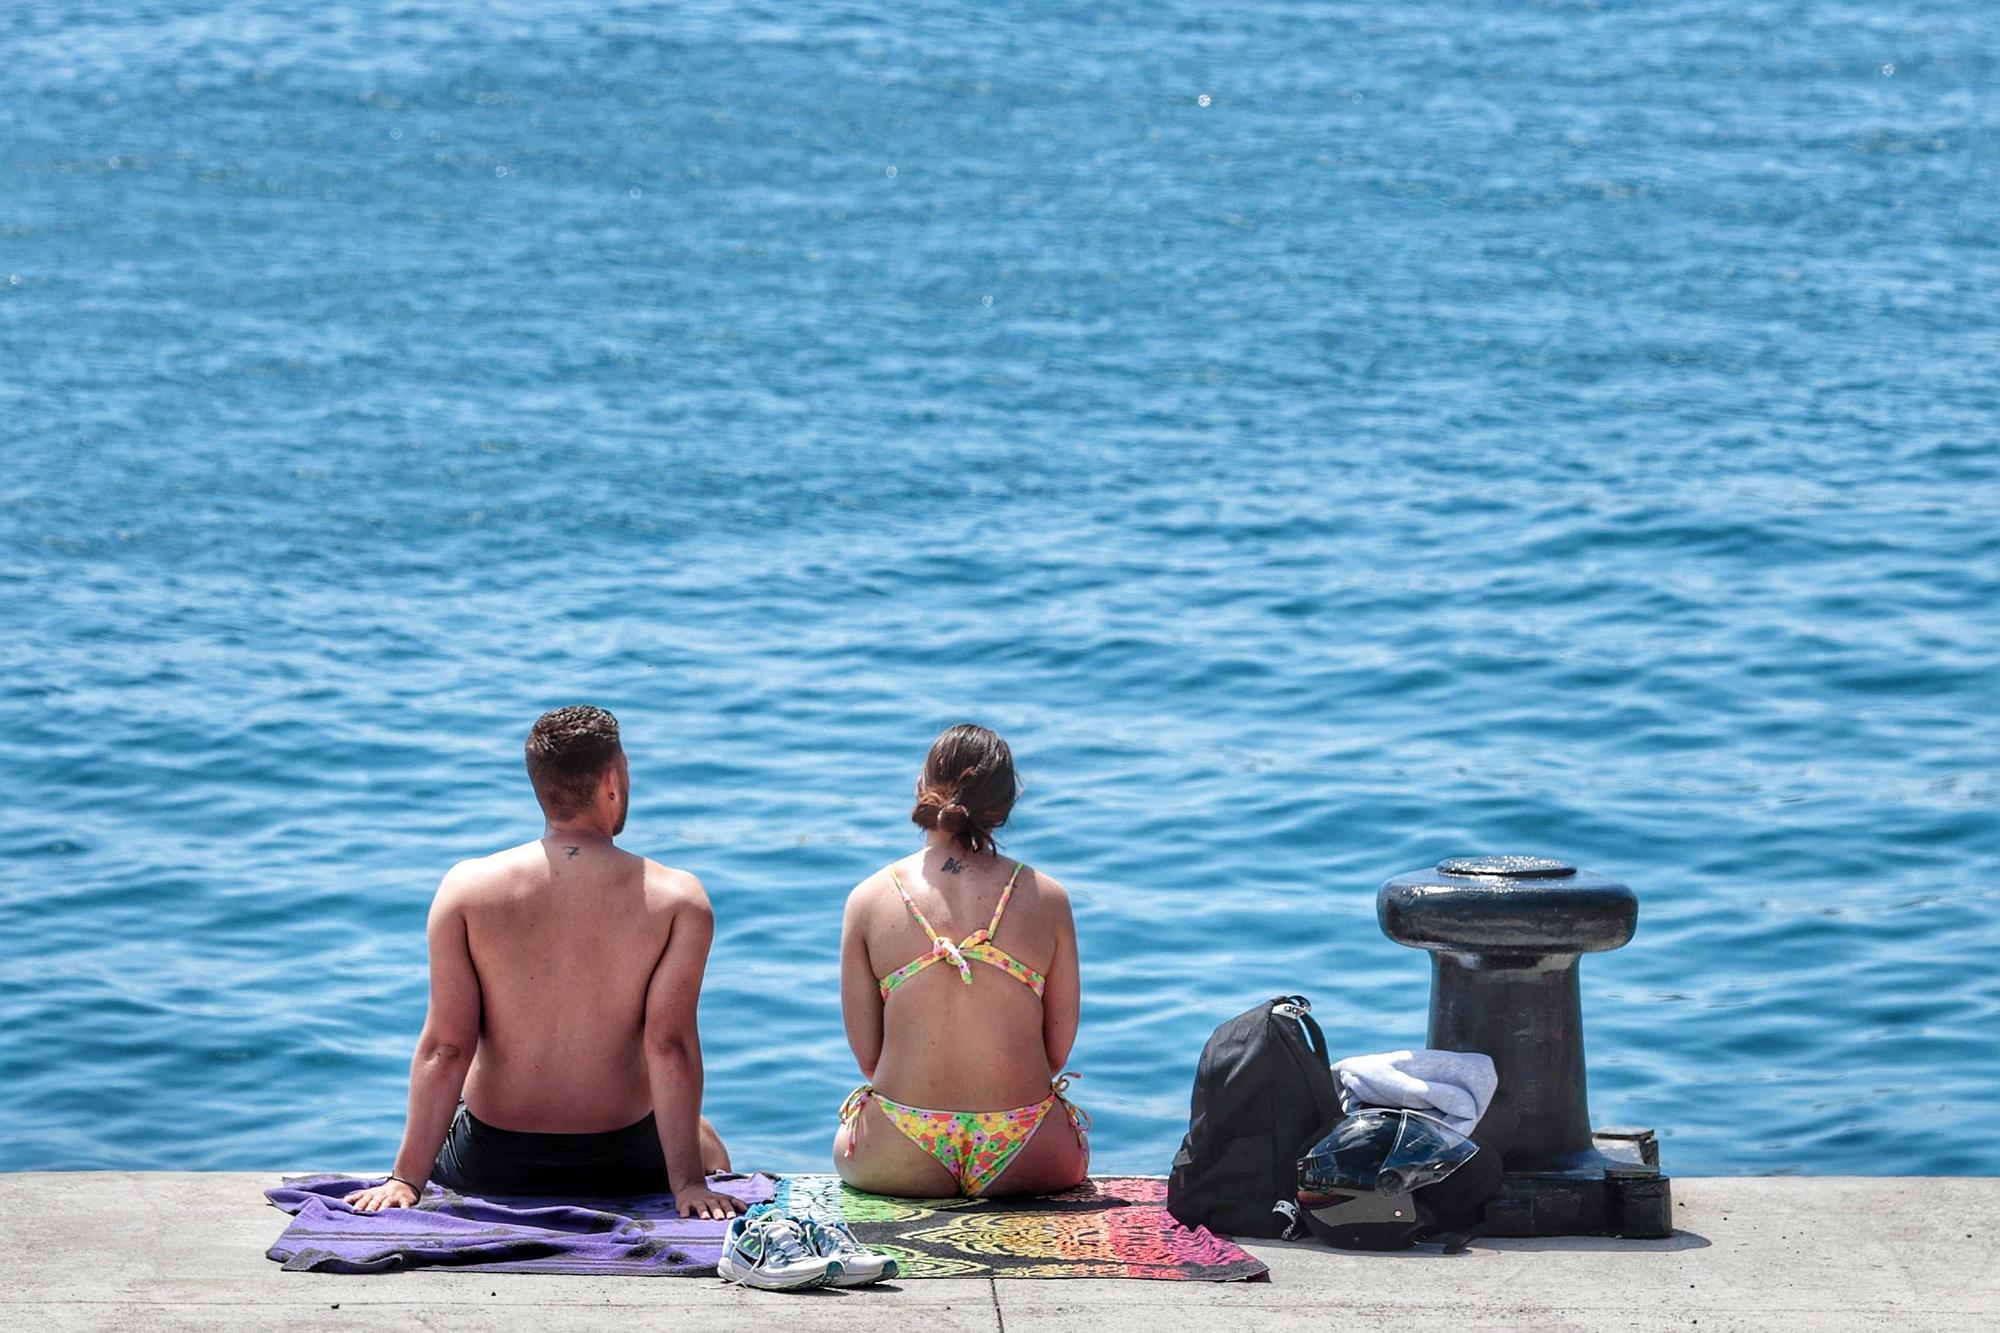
left=641, top=858, right=711, bottom=916
left=1019, top=862, right=1071, bottom=905
left=434, top=844, right=534, bottom=905
left=844, top=861, right=904, bottom=919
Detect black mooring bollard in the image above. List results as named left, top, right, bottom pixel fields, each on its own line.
left=1378, top=855, right=1673, bottom=1238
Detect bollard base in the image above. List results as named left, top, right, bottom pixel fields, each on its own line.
left=1480, top=1128, right=1675, bottom=1239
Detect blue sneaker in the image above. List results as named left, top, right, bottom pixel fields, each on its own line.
left=717, top=1209, right=841, bottom=1291
left=799, top=1215, right=899, bottom=1287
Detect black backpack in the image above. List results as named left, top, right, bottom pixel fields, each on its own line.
left=1167, top=994, right=1344, bottom=1238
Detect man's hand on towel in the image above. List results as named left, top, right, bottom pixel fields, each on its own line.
left=343, top=1178, right=420, bottom=1212
left=676, top=1182, right=747, bottom=1220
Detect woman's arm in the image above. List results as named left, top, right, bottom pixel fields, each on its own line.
left=1040, top=876, right=1081, bottom=1076
left=839, top=880, right=885, bottom=1079
left=346, top=869, right=482, bottom=1212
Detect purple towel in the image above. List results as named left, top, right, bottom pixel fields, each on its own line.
left=264, top=1173, right=778, bottom=1275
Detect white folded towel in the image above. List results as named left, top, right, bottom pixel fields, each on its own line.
left=1330, top=1049, right=1498, bottom=1136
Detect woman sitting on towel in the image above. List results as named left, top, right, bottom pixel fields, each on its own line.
left=832, top=723, right=1089, bottom=1198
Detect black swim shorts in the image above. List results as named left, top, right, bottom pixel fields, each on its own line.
left=429, top=1103, right=672, bottom=1197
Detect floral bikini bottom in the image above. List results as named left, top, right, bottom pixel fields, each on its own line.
left=839, top=1074, right=1090, bottom=1197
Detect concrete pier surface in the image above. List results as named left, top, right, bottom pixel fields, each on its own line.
left=2, top=1174, right=1995, bottom=1332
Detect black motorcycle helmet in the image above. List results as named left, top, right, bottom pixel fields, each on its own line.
left=1296, top=1109, right=1489, bottom=1250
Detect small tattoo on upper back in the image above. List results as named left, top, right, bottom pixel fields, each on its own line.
left=941, top=856, right=964, bottom=874
left=565, top=846, right=580, bottom=859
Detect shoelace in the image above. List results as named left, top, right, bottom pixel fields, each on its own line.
left=802, top=1217, right=863, bottom=1257
left=747, top=1216, right=817, bottom=1267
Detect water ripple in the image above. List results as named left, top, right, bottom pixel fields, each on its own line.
left=3, top=0, right=1997, bottom=1177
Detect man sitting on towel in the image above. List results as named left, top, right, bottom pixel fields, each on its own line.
left=344, top=705, right=745, bottom=1220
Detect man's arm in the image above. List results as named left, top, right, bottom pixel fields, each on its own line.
left=346, top=868, right=482, bottom=1212
left=641, top=873, right=743, bottom=1219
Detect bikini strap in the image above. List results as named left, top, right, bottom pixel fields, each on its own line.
left=839, top=1085, right=874, bottom=1159
left=888, top=866, right=972, bottom=985
left=986, top=861, right=1026, bottom=937
left=1051, top=1071, right=1092, bottom=1133
left=888, top=866, right=944, bottom=945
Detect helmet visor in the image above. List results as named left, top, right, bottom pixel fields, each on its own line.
left=1299, top=1110, right=1480, bottom=1196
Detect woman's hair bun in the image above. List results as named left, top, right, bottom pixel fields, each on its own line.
left=910, top=724, right=1018, bottom=857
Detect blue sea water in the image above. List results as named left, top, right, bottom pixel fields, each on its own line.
left=3, top=1, right=1997, bottom=1179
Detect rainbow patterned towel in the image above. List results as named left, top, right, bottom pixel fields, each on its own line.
left=773, top=1175, right=1268, bottom=1281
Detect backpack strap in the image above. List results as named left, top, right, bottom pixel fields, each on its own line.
left=1270, top=997, right=1344, bottom=1128
left=1273, top=996, right=1329, bottom=1062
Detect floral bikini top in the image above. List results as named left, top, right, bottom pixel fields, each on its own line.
left=877, top=860, right=1047, bottom=999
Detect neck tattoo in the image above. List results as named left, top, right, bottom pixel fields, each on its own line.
left=941, top=856, right=964, bottom=874
left=565, top=846, right=580, bottom=859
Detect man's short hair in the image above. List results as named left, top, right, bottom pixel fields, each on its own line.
left=525, top=706, right=622, bottom=816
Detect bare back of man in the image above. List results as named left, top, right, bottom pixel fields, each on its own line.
left=345, top=707, right=742, bottom=1219
left=454, top=838, right=712, bottom=1136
